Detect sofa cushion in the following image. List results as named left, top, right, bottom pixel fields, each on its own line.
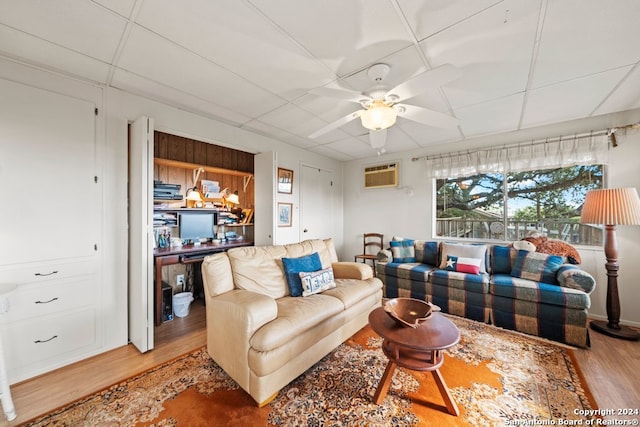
left=323, top=277, right=382, bottom=309
left=299, top=267, right=336, bottom=297
left=429, top=269, right=490, bottom=294
left=511, top=250, right=563, bottom=285
left=228, top=245, right=289, bottom=299
left=381, top=262, right=432, bottom=281
left=491, top=274, right=590, bottom=310
left=390, top=239, right=416, bottom=262
left=285, top=239, right=333, bottom=269
left=250, top=294, right=343, bottom=352
left=282, top=252, right=323, bottom=297
left=491, top=245, right=517, bottom=274
left=439, top=242, right=488, bottom=273
left=415, top=241, right=439, bottom=265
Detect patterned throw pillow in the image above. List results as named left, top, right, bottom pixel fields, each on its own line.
left=282, top=252, right=323, bottom=297
left=511, top=250, right=564, bottom=284
left=439, top=242, right=488, bottom=273
left=299, top=267, right=336, bottom=297
left=390, top=239, right=416, bottom=263
left=443, top=255, right=482, bottom=274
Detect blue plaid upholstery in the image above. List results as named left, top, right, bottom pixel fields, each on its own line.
left=376, top=240, right=595, bottom=348
left=491, top=274, right=590, bottom=310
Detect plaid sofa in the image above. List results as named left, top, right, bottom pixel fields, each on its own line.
left=376, top=240, right=595, bottom=348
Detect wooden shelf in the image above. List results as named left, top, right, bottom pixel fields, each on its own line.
left=154, top=158, right=253, bottom=178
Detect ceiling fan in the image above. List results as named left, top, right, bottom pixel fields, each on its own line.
left=308, top=63, right=461, bottom=149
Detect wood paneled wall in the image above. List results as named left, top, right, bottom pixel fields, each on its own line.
left=153, top=131, right=255, bottom=208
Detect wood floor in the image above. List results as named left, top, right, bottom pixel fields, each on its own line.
left=3, top=307, right=640, bottom=426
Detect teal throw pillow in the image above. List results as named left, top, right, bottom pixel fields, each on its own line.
left=390, top=239, right=416, bottom=263
left=511, top=250, right=563, bottom=284
left=282, top=252, right=323, bottom=297
left=299, top=267, right=336, bottom=297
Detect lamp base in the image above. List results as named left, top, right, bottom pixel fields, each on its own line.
left=590, top=320, right=640, bottom=340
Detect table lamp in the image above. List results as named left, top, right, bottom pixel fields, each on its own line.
left=580, top=187, right=640, bottom=340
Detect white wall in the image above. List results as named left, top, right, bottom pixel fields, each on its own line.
left=343, top=110, right=640, bottom=327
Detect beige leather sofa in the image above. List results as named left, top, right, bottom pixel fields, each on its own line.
left=201, top=238, right=383, bottom=406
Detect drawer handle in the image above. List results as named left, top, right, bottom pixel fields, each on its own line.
left=35, top=271, right=59, bottom=277
left=34, top=335, right=58, bottom=344
left=35, top=297, right=59, bottom=304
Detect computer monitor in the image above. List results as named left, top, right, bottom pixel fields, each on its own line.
left=179, top=212, right=216, bottom=242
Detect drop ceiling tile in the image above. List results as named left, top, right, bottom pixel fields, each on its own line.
left=93, top=0, right=136, bottom=18
left=135, top=0, right=334, bottom=100
left=0, top=25, right=111, bottom=83
left=322, top=136, right=375, bottom=158
left=521, top=67, right=630, bottom=128
left=397, top=0, right=503, bottom=41
left=308, top=144, right=356, bottom=162
left=117, top=26, right=286, bottom=118
left=381, top=127, right=421, bottom=153
left=111, top=68, right=252, bottom=126
left=421, top=0, right=540, bottom=109
left=594, top=66, right=640, bottom=115
left=0, top=0, right=127, bottom=63
left=398, top=120, right=462, bottom=147
left=532, top=0, right=640, bottom=88
left=249, top=0, right=413, bottom=76
left=256, top=103, right=330, bottom=137
left=455, top=93, right=524, bottom=136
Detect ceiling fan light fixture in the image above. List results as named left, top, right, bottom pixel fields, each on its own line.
left=360, top=100, right=397, bottom=131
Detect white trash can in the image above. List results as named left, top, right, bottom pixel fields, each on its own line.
left=173, top=292, right=194, bottom=318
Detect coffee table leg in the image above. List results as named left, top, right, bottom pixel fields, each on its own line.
left=373, top=361, right=397, bottom=404
left=431, top=368, right=460, bottom=416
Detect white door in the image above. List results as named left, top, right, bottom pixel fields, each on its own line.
left=254, top=151, right=276, bottom=246
left=301, top=165, right=333, bottom=240
left=128, top=116, right=154, bottom=353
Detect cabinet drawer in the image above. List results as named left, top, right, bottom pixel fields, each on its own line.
left=3, top=308, right=97, bottom=383
left=1, top=276, right=96, bottom=323
left=0, top=259, right=97, bottom=286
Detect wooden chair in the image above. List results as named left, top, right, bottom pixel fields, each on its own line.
left=354, top=233, right=384, bottom=275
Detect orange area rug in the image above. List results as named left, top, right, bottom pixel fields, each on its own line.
left=23, top=315, right=597, bottom=426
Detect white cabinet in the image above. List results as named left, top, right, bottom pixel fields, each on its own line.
left=0, top=79, right=102, bottom=384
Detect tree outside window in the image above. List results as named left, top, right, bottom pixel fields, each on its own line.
left=435, top=165, right=604, bottom=245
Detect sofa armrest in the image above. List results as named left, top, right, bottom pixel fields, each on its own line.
left=332, top=261, right=373, bottom=280
left=205, top=289, right=278, bottom=392
left=376, top=249, right=392, bottom=264
left=208, top=289, right=278, bottom=336
left=556, top=265, right=596, bottom=294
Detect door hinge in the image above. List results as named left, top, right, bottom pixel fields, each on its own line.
left=95, top=107, right=98, bottom=116
left=94, top=176, right=98, bottom=183
left=94, top=244, right=98, bottom=251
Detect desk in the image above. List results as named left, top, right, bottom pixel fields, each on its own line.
left=153, top=240, right=252, bottom=326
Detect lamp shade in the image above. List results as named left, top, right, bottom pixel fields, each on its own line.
left=360, top=100, right=397, bottom=131
left=226, top=193, right=239, bottom=205
left=580, top=188, right=640, bottom=225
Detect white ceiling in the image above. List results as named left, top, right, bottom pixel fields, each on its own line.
left=1, top=0, right=639, bottom=161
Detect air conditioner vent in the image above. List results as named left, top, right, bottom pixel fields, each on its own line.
left=364, top=162, right=398, bottom=189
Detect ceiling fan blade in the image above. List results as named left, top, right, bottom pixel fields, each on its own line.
left=308, top=110, right=362, bottom=139
left=309, top=87, right=370, bottom=104
left=386, top=64, right=462, bottom=103
left=396, top=104, right=459, bottom=129
left=369, top=128, right=387, bottom=149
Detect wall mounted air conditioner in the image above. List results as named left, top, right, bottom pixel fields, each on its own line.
left=364, top=162, right=399, bottom=189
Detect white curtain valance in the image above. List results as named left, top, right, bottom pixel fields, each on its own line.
left=425, top=133, right=609, bottom=179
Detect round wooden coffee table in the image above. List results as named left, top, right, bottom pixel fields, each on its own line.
left=368, top=306, right=461, bottom=416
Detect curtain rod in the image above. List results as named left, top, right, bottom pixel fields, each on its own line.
left=411, top=129, right=610, bottom=162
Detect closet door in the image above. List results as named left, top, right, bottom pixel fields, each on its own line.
left=128, top=116, right=154, bottom=353
left=301, top=165, right=334, bottom=241
left=0, top=79, right=98, bottom=265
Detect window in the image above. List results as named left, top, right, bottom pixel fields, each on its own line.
left=435, top=164, right=604, bottom=245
